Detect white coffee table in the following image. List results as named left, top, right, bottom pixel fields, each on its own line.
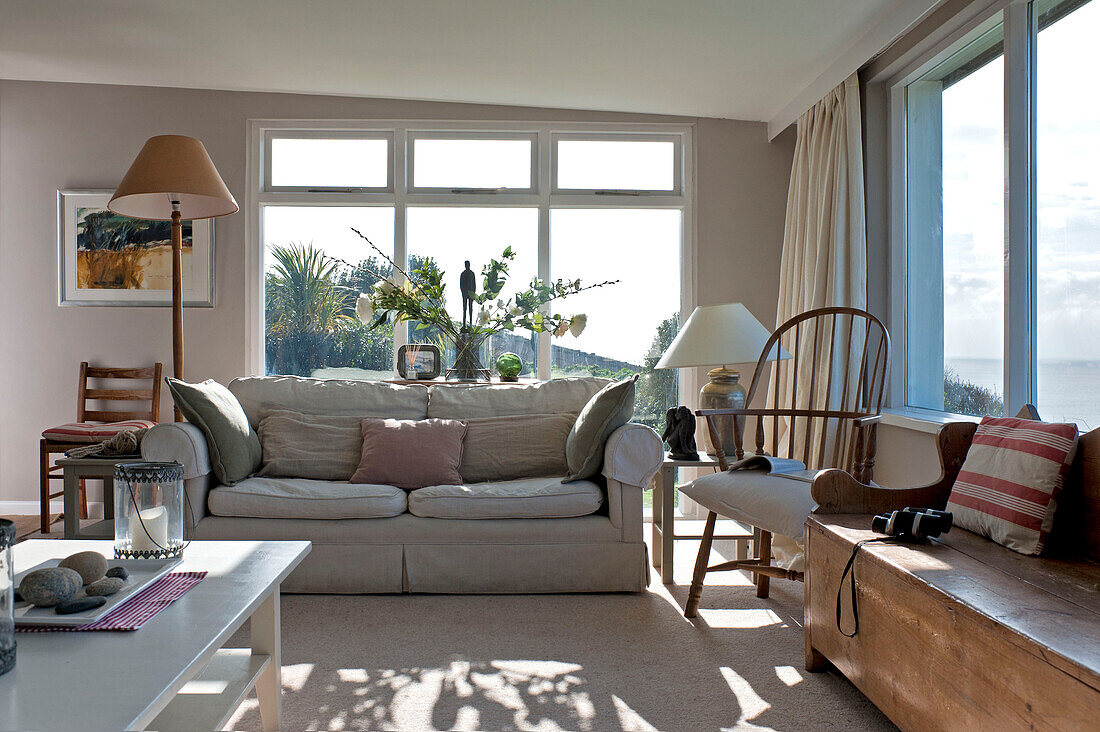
left=0, top=539, right=310, bottom=731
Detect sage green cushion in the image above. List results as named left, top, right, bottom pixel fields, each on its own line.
left=564, top=375, right=637, bottom=482
left=166, top=378, right=262, bottom=486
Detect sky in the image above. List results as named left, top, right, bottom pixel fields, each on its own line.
left=940, top=0, right=1100, bottom=366
left=263, top=140, right=681, bottom=367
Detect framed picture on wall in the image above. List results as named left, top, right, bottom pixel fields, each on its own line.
left=57, top=189, right=215, bottom=307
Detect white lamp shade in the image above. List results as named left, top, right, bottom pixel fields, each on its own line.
left=109, top=135, right=238, bottom=221
left=655, top=302, right=789, bottom=369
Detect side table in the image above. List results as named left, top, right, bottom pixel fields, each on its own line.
left=55, top=456, right=146, bottom=539
left=652, top=450, right=754, bottom=584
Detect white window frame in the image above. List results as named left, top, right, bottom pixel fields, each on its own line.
left=883, top=0, right=1054, bottom=419
left=246, top=119, right=696, bottom=394
left=406, top=129, right=539, bottom=194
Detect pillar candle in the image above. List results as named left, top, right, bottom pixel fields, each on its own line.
left=129, top=506, right=168, bottom=553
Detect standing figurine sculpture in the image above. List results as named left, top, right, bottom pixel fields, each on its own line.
left=459, top=260, right=476, bottom=328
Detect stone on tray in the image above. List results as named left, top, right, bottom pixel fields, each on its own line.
left=105, top=566, right=130, bottom=580
left=59, top=551, right=108, bottom=584
left=85, top=577, right=125, bottom=596
left=55, top=596, right=107, bottom=615
left=19, top=567, right=82, bottom=607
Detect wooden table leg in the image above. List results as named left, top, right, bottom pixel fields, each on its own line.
left=660, top=465, right=675, bottom=584
left=63, top=467, right=79, bottom=539
left=252, top=588, right=282, bottom=732
left=651, top=471, right=663, bottom=573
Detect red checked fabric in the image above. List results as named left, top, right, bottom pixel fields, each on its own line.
left=946, top=416, right=1079, bottom=555
left=41, top=420, right=156, bottom=444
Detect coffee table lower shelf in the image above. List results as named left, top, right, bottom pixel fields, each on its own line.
left=152, top=649, right=270, bottom=731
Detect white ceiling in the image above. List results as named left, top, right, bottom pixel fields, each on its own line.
left=0, top=0, right=907, bottom=124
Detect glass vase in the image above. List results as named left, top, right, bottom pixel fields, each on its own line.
left=114, top=462, right=185, bottom=560
left=0, top=518, right=15, bottom=677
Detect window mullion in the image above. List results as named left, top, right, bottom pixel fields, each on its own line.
left=1003, top=1, right=1037, bottom=414
left=393, top=127, right=409, bottom=374
left=537, top=130, right=552, bottom=380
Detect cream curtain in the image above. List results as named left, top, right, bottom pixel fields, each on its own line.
left=770, top=72, right=867, bottom=436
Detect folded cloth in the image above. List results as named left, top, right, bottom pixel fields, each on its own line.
left=65, top=427, right=148, bottom=459
left=16, top=571, right=205, bottom=632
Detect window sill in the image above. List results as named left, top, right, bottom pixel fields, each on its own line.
left=880, top=407, right=981, bottom=435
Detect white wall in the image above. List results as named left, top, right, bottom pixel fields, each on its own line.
left=0, top=80, right=795, bottom=505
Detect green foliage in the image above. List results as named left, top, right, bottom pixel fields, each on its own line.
left=634, top=313, right=681, bottom=429
left=944, top=366, right=1004, bottom=417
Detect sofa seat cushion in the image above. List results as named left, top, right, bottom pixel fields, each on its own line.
left=207, top=477, right=407, bottom=520
left=407, top=476, right=604, bottom=519
left=681, top=470, right=819, bottom=539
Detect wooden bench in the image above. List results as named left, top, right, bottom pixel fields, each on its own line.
left=803, top=423, right=1100, bottom=730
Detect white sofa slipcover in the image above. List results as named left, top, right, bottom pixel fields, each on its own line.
left=144, top=376, right=661, bottom=593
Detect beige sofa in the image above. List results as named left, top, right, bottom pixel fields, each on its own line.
left=141, top=376, right=663, bottom=593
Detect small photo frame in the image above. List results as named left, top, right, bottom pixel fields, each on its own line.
left=58, top=189, right=215, bottom=307
left=397, top=344, right=442, bottom=380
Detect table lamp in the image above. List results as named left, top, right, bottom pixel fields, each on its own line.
left=109, top=135, right=238, bottom=419
left=656, top=303, right=788, bottom=455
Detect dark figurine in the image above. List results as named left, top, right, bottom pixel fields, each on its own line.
left=459, top=260, right=476, bottom=327
left=662, top=406, right=699, bottom=460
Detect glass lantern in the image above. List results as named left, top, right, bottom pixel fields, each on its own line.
left=114, top=462, right=185, bottom=560
left=0, top=518, right=15, bottom=677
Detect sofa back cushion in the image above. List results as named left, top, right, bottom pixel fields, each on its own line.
left=257, top=408, right=363, bottom=480
left=460, top=413, right=573, bottom=483
left=228, top=376, right=428, bottom=429
left=351, top=418, right=468, bottom=491
left=426, top=377, right=610, bottom=419
left=947, top=416, right=1079, bottom=555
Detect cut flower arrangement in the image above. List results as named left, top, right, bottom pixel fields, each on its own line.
left=349, top=228, right=618, bottom=379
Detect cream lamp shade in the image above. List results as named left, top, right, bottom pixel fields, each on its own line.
left=656, top=303, right=787, bottom=369
left=108, top=135, right=238, bottom=220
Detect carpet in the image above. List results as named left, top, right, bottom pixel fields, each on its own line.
left=224, top=531, right=893, bottom=731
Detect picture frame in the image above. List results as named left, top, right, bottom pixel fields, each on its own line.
left=57, top=189, right=215, bottom=307
left=397, top=344, right=442, bottom=380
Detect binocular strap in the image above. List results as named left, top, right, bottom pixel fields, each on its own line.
left=836, top=537, right=899, bottom=638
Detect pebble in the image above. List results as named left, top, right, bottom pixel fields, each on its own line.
left=55, top=596, right=107, bottom=615
left=59, top=551, right=108, bottom=584
left=85, top=577, right=124, bottom=596
left=18, top=567, right=82, bottom=607
left=105, top=566, right=130, bottom=580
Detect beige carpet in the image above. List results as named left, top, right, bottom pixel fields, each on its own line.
left=224, top=528, right=893, bottom=731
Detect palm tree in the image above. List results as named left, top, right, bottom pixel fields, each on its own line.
left=265, top=243, right=357, bottom=375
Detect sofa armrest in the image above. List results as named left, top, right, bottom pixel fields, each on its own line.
left=602, top=423, right=663, bottom=488
left=602, top=423, right=662, bottom=540
left=141, top=423, right=215, bottom=526
left=141, top=422, right=211, bottom=478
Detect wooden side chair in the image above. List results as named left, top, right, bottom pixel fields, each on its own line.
left=39, top=362, right=162, bottom=533
left=682, top=307, right=889, bottom=615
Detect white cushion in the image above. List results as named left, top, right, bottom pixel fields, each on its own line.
left=680, top=470, right=821, bottom=539
left=207, top=477, right=407, bottom=520
left=228, top=376, right=428, bottom=428
left=426, top=378, right=610, bottom=419
left=407, top=476, right=604, bottom=519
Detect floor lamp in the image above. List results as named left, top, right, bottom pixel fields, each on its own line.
left=109, top=135, right=238, bottom=420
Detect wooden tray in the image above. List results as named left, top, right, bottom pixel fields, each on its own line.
left=14, top=556, right=182, bottom=627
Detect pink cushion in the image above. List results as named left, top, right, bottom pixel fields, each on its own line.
left=946, top=416, right=1079, bottom=555
left=42, top=420, right=157, bottom=444
left=350, top=418, right=468, bottom=491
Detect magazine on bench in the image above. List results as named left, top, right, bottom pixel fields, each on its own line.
left=726, top=455, right=817, bottom=483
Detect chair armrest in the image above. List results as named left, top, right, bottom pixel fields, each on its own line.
left=811, top=421, right=978, bottom=514
left=853, top=414, right=882, bottom=427
left=601, top=423, right=663, bottom=488
left=141, top=422, right=211, bottom=479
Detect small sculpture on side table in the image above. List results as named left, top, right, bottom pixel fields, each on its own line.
left=662, top=406, right=700, bottom=461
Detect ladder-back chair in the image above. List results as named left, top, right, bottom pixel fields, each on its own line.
left=39, top=362, right=162, bottom=533
left=683, top=307, right=889, bottom=615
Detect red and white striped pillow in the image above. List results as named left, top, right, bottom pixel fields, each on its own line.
left=42, top=420, right=156, bottom=444
left=946, top=416, right=1078, bottom=555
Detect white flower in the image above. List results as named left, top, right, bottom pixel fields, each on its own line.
left=478, top=310, right=490, bottom=326
left=569, top=314, right=587, bottom=337
left=374, top=278, right=397, bottom=295
left=509, top=306, right=522, bottom=317
left=355, top=294, right=373, bottom=324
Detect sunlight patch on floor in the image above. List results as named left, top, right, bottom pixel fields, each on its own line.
left=611, top=694, right=660, bottom=732
left=719, top=666, right=771, bottom=722
left=697, top=608, right=785, bottom=629
left=775, top=665, right=803, bottom=686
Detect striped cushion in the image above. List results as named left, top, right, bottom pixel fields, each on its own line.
left=42, top=420, right=156, bottom=444
left=946, top=416, right=1078, bottom=555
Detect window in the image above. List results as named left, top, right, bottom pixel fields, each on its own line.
left=250, top=123, right=691, bottom=426
left=894, top=0, right=1099, bottom=426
